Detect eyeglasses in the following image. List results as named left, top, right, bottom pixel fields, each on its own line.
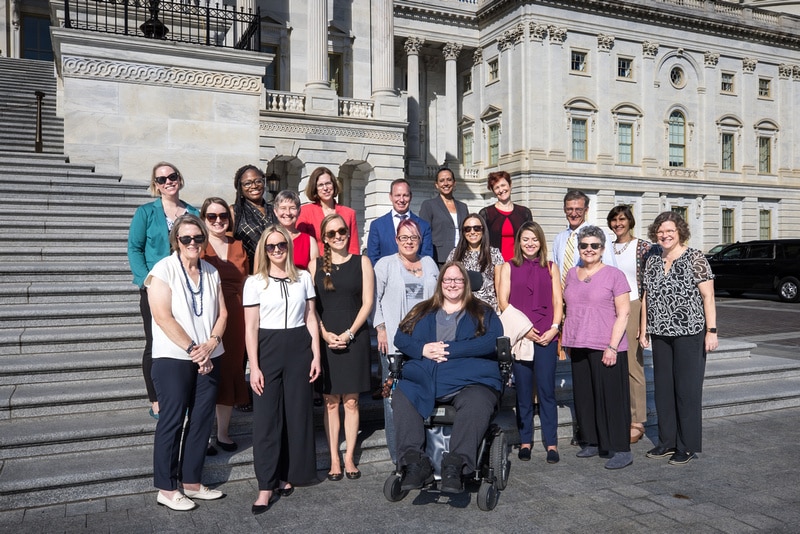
left=265, top=242, right=288, bottom=253
left=657, top=229, right=677, bottom=236
left=205, top=212, right=229, bottom=223
left=324, top=228, right=348, bottom=239
left=155, top=172, right=179, bottom=185
left=463, top=225, right=483, bottom=233
left=178, top=234, right=206, bottom=245
left=317, top=181, right=334, bottom=190
left=443, top=278, right=465, bottom=285
left=579, top=242, right=602, bottom=250
left=241, top=179, right=264, bottom=189
left=397, top=235, right=420, bottom=243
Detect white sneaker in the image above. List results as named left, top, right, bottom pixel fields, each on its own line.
left=157, top=491, right=197, bottom=511
left=182, top=485, right=224, bottom=500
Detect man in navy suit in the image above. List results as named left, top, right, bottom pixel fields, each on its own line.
left=367, top=178, right=433, bottom=265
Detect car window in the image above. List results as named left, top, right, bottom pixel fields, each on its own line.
left=747, top=244, right=773, bottom=260
left=720, top=245, right=745, bottom=260
left=780, top=244, right=800, bottom=260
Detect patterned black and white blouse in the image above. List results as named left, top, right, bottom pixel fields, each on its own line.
left=642, top=246, right=715, bottom=337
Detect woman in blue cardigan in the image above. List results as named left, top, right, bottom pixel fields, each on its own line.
left=392, top=261, right=503, bottom=495
left=127, top=162, right=199, bottom=419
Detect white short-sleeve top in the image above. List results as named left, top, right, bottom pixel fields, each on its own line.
left=145, top=252, right=225, bottom=361
left=243, top=270, right=315, bottom=329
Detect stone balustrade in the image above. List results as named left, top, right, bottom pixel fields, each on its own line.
left=339, top=98, right=374, bottom=119
left=265, top=90, right=306, bottom=113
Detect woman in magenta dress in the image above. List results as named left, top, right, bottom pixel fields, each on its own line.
left=200, top=197, right=249, bottom=453
left=297, top=166, right=360, bottom=255
left=273, top=189, right=319, bottom=270
left=479, top=171, right=532, bottom=261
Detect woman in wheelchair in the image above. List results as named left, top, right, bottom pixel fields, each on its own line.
left=392, top=261, right=504, bottom=494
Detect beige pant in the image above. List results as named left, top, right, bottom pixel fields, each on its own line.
left=626, top=299, right=647, bottom=424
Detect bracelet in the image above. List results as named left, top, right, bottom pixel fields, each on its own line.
left=186, top=341, right=197, bottom=354
left=606, top=345, right=618, bottom=353
left=550, top=323, right=560, bottom=331
left=346, top=329, right=355, bottom=342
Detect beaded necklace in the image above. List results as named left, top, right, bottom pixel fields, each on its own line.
left=178, top=254, right=204, bottom=317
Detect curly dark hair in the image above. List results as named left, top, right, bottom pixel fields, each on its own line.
left=647, top=211, right=691, bottom=243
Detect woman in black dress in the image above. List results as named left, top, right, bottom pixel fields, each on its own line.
left=309, top=214, right=374, bottom=481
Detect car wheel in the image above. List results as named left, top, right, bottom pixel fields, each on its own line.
left=777, top=277, right=800, bottom=303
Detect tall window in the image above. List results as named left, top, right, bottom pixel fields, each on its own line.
left=462, top=132, right=473, bottom=167
left=721, top=72, right=735, bottom=94
left=571, top=51, right=587, bottom=73
left=488, top=124, right=500, bottom=167
left=22, top=15, right=53, bottom=61
left=262, top=45, right=279, bottom=90
left=488, top=59, right=499, bottom=82
left=668, top=111, right=686, bottom=167
left=463, top=71, right=472, bottom=93
left=721, top=133, right=734, bottom=171
left=758, top=137, right=771, bottom=173
left=758, top=78, right=772, bottom=98
left=617, top=57, right=632, bottom=79
left=571, top=118, right=587, bottom=161
left=722, top=208, right=735, bottom=243
left=618, top=123, right=633, bottom=164
left=759, top=209, right=772, bottom=240
left=329, top=54, right=343, bottom=96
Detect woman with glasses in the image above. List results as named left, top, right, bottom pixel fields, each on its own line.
left=145, top=214, right=227, bottom=510
left=562, top=226, right=632, bottom=469
left=272, top=190, right=319, bottom=270
left=478, top=171, right=533, bottom=261
left=639, top=212, right=717, bottom=466
left=496, top=221, right=562, bottom=464
left=446, top=213, right=504, bottom=311
left=297, top=166, right=360, bottom=255
left=244, top=225, right=321, bottom=514
left=308, top=214, right=374, bottom=481
left=231, top=164, right=276, bottom=272
left=128, top=161, right=199, bottom=420
left=200, top=198, right=249, bottom=454
left=373, top=218, right=438, bottom=463
left=392, top=261, right=504, bottom=494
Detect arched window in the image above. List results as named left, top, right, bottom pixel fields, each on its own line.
left=668, top=111, right=685, bottom=167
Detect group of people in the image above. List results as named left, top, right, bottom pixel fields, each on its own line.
left=127, top=162, right=717, bottom=512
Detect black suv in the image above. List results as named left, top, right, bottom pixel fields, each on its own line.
left=707, top=239, right=800, bottom=302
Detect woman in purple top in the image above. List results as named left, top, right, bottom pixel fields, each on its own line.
left=497, top=221, right=562, bottom=464
left=562, top=225, right=632, bottom=469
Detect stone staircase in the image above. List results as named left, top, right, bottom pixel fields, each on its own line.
left=2, top=56, right=800, bottom=512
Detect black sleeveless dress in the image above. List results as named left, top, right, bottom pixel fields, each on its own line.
left=314, top=255, right=371, bottom=394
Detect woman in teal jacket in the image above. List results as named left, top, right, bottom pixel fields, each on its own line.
left=127, top=162, right=199, bottom=419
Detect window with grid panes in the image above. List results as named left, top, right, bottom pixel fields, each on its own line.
left=618, top=123, right=633, bottom=164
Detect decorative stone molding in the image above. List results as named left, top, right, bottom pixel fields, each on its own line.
left=642, top=41, right=659, bottom=59
left=742, top=57, right=758, bottom=73
left=260, top=120, right=404, bottom=142
left=497, top=34, right=512, bottom=52
left=443, top=42, right=462, bottom=61
left=472, top=47, right=483, bottom=66
left=529, top=22, right=548, bottom=42
left=778, top=64, right=793, bottom=79
left=704, top=51, right=720, bottom=68
left=404, top=37, right=425, bottom=56
left=597, top=34, right=615, bottom=52
left=61, top=56, right=262, bottom=93
left=548, top=25, right=567, bottom=44
left=512, top=23, right=526, bottom=44
left=662, top=167, right=699, bottom=179
left=794, top=65, right=800, bottom=80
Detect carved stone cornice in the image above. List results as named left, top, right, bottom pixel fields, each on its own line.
left=778, top=64, right=793, bottom=79
left=404, top=36, right=425, bottom=56
left=529, top=22, right=547, bottom=42
left=743, top=57, right=758, bottom=74
left=793, top=65, right=800, bottom=80
left=260, top=120, right=404, bottom=142
left=61, top=56, right=261, bottom=93
left=443, top=42, right=463, bottom=61
left=642, top=41, right=659, bottom=59
left=512, top=23, right=526, bottom=44
left=497, top=34, right=512, bottom=52
left=472, top=47, right=483, bottom=66
left=703, top=51, right=719, bottom=68
left=548, top=25, right=567, bottom=44
left=597, top=34, right=615, bottom=52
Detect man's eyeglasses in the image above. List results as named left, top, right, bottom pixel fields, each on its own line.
left=205, top=213, right=229, bottom=223
left=155, top=173, right=179, bottom=185
left=579, top=242, right=602, bottom=250
left=325, top=228, right=348, bottom=239
left=397, top=235, right=420, bottom=243
left=463, top=225, right=483, bottom=233
left=178, top=235, right=206, bottom=245
left=241, top=179, right=264, bottom=189
left=265, top=242, right=288, bottom=253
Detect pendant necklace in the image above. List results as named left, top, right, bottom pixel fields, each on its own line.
left=179, top=254, right=204, bottom=317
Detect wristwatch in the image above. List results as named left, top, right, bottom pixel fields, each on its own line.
left=211, top=334, right=222, bottom=345
left=346, top=329, right=355, bottom=342
left=706, top=327, right=717, bottom=334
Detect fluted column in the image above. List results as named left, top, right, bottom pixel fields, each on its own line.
left=405, top=37, right=424, bottom=159
left=306, top=0, right=329, bottom=90
left=371, top=0, right=395, bottom=97
left=443, top=42, right=462, bottom=164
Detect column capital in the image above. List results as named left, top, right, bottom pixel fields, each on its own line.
left=472, top=47, right=483, bottom=66
left=404, top=37, right=425, bottom=56
left=642, top=40, right=659, bottom=59
left=703, top=51, right=720, bottom=68
left=443, top=42, right=462, bottom=61
left=743, top=57, right=758, bottom=74
left=597, top=34, right=615, bottom=52
left=529, top=22, right=547, bottom=42
left=548, top=25, right=567, bottom=44
left=778, top=63, right=792, bottom=79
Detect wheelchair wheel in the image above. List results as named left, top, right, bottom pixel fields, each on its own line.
left=477, top=480, right=499, bottom=511
left=383, top=473, right=409, bottom=502
left=489, top=430, right=509, bottom=491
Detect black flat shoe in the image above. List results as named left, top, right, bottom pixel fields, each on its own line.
left=277, top=486, right=294, bottom=497
left=217, top=440, right=238, bottom=452
left=252, top=494, right=278, bottom=515
left=327, top=472, right=344, bottom=481
left=518, top=447, right=531, bottom=461
left=206, top=445, right=218, bottom=456
left=345, top=470, right=361, bottom=480
left=646, top=445, right=677, bottom=459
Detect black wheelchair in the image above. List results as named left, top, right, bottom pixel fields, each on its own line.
left=382, top=336, right=513, bottom=511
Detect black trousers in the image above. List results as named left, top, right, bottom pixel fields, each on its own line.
left=570, top=348, right=631, bottom=453
left=252, top=327, right=317, bottom=490
left=151, top=358, right=219, bottom=490
left=393, top=384, right=498, bottom=473
left=139, top=288, right=157, bottom=403
left=651, top=332, right=706, bottom=453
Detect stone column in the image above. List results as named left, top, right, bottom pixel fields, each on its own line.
left=595, top=34, right=615, bottom=169
left=306, top=0, right=329, bottom=90
left=371, top=0, right=395, bottom=97
left=640, top=40, right=659, bottom=174
left=443, top=42, right=462, bottom=165
left=405, top=37, right=424, bottom=159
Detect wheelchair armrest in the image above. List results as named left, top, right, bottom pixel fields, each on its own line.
left=496, top=336, right=511, bottom=364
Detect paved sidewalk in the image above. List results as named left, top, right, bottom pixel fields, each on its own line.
left=3, top=406, right=799, bottom=533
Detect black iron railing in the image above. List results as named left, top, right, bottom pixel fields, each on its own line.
left=63, top=0, right=260, bottom=51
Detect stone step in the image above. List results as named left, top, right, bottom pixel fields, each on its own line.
left=0, top=158, right=96, bottom=173
left=0, top=301, right=139, bottom=328
left=0, top=221, right=132, bottom=235
left=0, top=151, right=70, bottom=162
left=0, top=195, right=147, bottom=212
left=0, top=171, right=125, bottom=185
left=0, top=323, right=141, bottom=356
left=0, top=348, right=141, bottom=385
left=0, top=184, right=150, bottom=201
left=0, top=244, right=127, bottom=260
